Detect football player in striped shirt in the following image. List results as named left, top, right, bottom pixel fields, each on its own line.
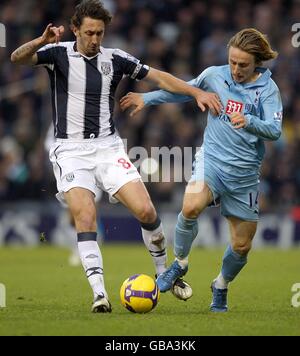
left=11, top=0, right=221, bottom=313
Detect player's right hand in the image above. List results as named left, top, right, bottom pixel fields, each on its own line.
left=41, top=23, right=65, bottom=45
left=120, top=92, right=145, bottom=117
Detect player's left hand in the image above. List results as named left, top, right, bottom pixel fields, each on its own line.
left=230, top=112, right=247, bottom=129
left=120, top=92, right=145, bottom=117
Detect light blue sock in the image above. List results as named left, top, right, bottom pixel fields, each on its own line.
left=174, top=212, right=198, bottom=260
left=221, top=245, right=248, bottom=282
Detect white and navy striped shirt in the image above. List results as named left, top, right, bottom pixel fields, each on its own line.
left=36, top=42, right=149, bottom=139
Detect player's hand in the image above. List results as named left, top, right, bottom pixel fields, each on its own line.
left=230, top=112, right=247, bottom=129
left=41, top=23, right=65, bottom=45
left=120, top=92, right=145, bottom=117
left=193, top=89, right=222, bottom=116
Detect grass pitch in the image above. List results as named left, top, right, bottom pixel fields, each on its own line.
left=0, top=245, right=299, bottom=336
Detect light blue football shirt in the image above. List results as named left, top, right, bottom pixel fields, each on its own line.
left=143, top=65, right=283, bottom=180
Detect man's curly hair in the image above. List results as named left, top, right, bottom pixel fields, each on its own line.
left=71, top=0, right=112, bottom=29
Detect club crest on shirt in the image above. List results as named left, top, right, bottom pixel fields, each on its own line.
left=274, top=111, right=283, bottom=121
left=101, top=62, right=112, bottom=75
left=66, top=173, right=75, bottom=182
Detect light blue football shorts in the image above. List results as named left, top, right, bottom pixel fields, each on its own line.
left=189, top=149, right=260, bottom=222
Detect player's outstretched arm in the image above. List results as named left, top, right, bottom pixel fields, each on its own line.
left=11, top=23, right=64, bottom=65
left=145, top=68, right=222, bottom=116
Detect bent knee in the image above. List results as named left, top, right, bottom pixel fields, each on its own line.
left=232, top=242, right=252, bottom=256
left=136, top=202, right=157, bottom=223
left=182, top=202, right=203, bottom=219
left=72, top=209, right=97, bottom=231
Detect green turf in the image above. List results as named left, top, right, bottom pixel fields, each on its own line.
left=0, top=245, right=299, bottom=336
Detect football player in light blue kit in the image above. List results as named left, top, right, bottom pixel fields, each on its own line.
left=120, top=28, right=283, bottom=311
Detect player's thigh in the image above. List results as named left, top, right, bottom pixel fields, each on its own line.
left=227, top=216, right=257, bottom=254
left=98, top=143, right=155, bottom=219
left=221, top=185, right=259, bottom=223
left=182, top=181, right=214, bottom=218
left=114, top=179, right=156, bottom=221
left=98, top=144, right=141, bottom=201
left=50, top=142, right=99, bottom=207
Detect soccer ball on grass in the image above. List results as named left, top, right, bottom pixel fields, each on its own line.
left=120, top=274, right=160, bottom=313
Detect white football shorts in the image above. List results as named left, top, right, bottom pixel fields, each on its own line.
left=49, top=134, right=141, bottom=206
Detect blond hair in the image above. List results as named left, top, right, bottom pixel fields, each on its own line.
left=227, top=28, right=278, bottom=64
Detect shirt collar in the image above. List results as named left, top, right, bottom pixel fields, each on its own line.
left=72, top=42, right=102, bottom=60
left=225, top=65, right=272, bottom=88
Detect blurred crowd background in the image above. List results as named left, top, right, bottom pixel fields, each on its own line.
left=0, top=0, right=299, bottom=213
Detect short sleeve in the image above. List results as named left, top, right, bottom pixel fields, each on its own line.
left=112, top=49, right=149, bottom=80
left=36, top=44, right=57, bottom=70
